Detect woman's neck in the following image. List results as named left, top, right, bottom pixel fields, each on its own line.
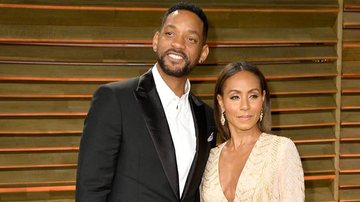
left=227, top=128, right=262, bottom=150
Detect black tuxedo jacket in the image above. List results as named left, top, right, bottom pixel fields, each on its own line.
left=76, top=69, right=216, bottom=202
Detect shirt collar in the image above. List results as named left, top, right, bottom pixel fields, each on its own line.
left=152, top=64, right=191, bottom=108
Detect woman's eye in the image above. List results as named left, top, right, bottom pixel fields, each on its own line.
left=249, top=94, right=259, bottom=99
left=230, top=95, right=240, bottom=100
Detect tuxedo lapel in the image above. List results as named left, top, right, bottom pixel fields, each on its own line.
left=181, top=94, right=209, bottom=200
left=134, top=70, right=180, bottom=199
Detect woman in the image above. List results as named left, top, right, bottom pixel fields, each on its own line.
left=200, top=62, right=304, bottom=201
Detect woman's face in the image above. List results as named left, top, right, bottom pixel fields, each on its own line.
left=217, top=71, right=265, bottom=134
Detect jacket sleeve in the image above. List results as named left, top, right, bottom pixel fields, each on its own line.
left=279, top=139, right=305, bottom=202
left=76, top=85, right=122, bottom=202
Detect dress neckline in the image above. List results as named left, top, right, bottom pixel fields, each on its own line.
left=216, top=132, right=264, bottom=201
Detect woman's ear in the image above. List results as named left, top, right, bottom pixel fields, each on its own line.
left=262, top=90, right=266, bottom=102
left=217, top=94, right=225, bottom=112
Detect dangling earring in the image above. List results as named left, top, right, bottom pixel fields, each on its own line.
left=221, top=111, right=226, bottom=125
left=259, top=110, right=264, bottom=122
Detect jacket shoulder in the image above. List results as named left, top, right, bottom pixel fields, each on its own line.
left=104, top=77, right=140, bottom=91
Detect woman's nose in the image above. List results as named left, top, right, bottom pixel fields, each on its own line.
left=240, top=98, right=249, bottom=110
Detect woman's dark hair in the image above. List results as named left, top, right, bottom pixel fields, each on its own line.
left=161, top=2, right=208, bottom=43
left=214, top=62, right=272, bottom=142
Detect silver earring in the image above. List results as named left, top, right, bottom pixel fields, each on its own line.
left=259, top=110, right=263, bottom=122
left=221, top=111, right=226, bottom=125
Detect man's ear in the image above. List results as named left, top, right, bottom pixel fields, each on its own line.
left=198, top=44, right=209, bottom=64
left=152, top=31, right=159, bottom=52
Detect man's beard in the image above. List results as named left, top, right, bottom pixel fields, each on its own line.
left=156, top=49, right=194, bottom=77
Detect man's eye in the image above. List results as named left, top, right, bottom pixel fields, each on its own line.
left=165, top=32, right=174, bottom=37
left=188, top=37, right=198, bottom=43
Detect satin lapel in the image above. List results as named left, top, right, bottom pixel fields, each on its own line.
left=181, top=94, right=209, bottom=199
left=133, top=70, right=180, bottom=199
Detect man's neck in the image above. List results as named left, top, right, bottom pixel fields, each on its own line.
left=156, top=65, right=188, bottom=97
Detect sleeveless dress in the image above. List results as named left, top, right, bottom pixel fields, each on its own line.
left=200, top=133, right=304, bottom=202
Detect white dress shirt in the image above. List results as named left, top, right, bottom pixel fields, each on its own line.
left=152, top=64, right=196, bottom=197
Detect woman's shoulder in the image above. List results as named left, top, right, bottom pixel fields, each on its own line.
left=260, top=133, right=301, bottom=166
left=210, top=141, right=226, bottom=154
left=261, top=132, right=295, bottom=144
left=260, top=133, right=297, bottom=152
left=208, top=141, right=228, bottom=160
left=204, top=142, right=226, bottom=170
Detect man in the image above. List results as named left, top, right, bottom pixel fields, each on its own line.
left=76, top=2, right=216, bottom=202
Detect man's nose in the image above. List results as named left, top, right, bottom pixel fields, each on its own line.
left=171, top=36, right=186, bottom=50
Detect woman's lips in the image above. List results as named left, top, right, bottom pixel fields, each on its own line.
left=237, top=115, right=253, bottom=120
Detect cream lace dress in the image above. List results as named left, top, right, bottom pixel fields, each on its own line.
left=200, top=133, right=304, bottom=202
